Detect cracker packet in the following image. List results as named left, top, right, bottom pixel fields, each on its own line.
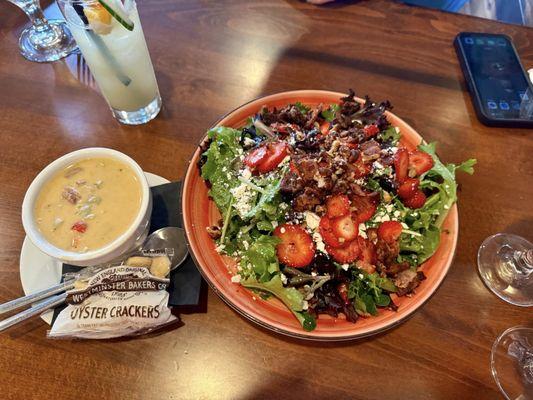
left=47, top=250, right=177, bottom=339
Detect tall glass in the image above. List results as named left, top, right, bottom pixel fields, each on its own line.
left=58, top=0, right=161, bottom=125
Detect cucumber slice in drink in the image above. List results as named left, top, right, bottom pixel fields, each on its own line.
left=97, top=0, right=134, bottom=31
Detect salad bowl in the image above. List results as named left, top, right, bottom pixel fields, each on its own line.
left=182, top=90, right=458, bottom=341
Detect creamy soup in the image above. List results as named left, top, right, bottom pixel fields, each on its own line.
left=34, top=157, right=142, bottom=252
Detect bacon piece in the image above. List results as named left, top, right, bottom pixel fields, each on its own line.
left=62, top=186, right=81, bottom=204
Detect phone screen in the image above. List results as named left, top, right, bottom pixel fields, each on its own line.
left=459, top=33, right=533, bottom=121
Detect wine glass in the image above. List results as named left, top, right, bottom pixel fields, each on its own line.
left=478, top=233, right=533, bottom=306
left=7, top=0, right=77, bottom=62
left=491, top=326, right=533, bottom=400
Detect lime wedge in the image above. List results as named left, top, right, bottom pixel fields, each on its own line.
left=97, top=0, right=134, bottom=31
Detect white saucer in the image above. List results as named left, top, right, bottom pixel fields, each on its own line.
left=19, top=172, right=170, bottom=324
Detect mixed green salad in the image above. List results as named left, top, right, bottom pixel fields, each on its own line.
left=199, top=91, right=475, bottom=331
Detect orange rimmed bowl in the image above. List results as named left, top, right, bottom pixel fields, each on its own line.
left=182, top=90, right=458, bottom=341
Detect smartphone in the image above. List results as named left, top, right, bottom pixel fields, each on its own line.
left=454, top=32, right=533, bottom=127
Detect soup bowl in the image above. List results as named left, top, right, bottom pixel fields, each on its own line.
left=22, top=148, right=152, bottom=266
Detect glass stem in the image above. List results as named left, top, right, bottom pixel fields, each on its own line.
left=21, top=1, right=48, bottom=28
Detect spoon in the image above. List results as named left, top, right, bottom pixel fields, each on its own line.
left=0, top=227, right=189, bottom=331
left=142, top=227, right=189, bottom=271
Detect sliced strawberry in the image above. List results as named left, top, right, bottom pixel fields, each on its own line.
left=257, top=142, right=289, bottom=174
left=377, top=221, right=403, bottom=243
left=337, top=282, right=350, bottom=305
left=357, top=236, right=377, bottom=266
left=363, top=124, right=379, bottom=138
left=403, top=189, right=427, bottom=209
left=394, top=148, right=409, bottom=183
left=397, top=178, right=420, bottom=200
left=243, top=146, right=267, bottom=169
left=273, top=224, right=315, bottom=268
left=409, top=150, right=434, bottom=176
left=327, top=239, right=361, bottom=264
left=326, top=194, right=350, bottom=219
left=351, top=195, right=378, bottom=223
left=353, top=154, right=372, bottom=178
left=319, top=217, right=344, bottom=248
left=320, top=121, right=331, bottom=136
left=71, top=221, right=87, bottom=233
left=331, top=214, right=358, bottom=242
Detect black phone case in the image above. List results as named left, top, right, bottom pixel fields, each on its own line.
left=454, top=32, right=533, bottom=128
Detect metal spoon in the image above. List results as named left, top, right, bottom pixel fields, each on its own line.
left=142, top=227, right=189, bottom=271
left=0, top=227, right=189, bottom=331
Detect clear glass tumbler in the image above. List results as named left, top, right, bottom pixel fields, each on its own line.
left=58, top=0, right=161, bottom=124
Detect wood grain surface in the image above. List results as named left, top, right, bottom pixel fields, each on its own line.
left=0, top=1, right=532, bottom=399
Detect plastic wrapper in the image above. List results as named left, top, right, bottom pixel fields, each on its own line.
left=47, top=250, right=178, bottom=339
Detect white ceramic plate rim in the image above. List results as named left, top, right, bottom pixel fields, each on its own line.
left=19, top=172, right=170, bottom=324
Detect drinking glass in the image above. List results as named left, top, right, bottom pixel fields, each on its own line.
left=478, top=233, right=533, bottom=306
left=7, top=0, right=78, bottom=62
left=491, top=326, right=533, bottom=400
left=57, top=0, right=161, bottom=125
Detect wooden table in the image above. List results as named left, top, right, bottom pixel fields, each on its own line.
left=0, top=1, right=531, bottom=399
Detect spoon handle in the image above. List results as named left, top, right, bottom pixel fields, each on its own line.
left=0, top=280, right=74, bottom=315
left=0, top=293, right=66, bottom=332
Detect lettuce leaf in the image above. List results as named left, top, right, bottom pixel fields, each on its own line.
left=398, top=143, right=476, bottom=264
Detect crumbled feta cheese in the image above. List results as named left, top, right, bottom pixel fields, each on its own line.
left=341, top=264, right=349, bottom=271
left=280, top=273, right=287, bottom=285
left=373, top=161, right=384, bottom=170
left=302, top=300, right=309, bottom=310
left=304, top=211, right=320, bottom=230
left=444, top=205, right=449, bottom=209
left=393, top=210, right=401, bottom=218
left=311, top=272, right=317, bottom=277
left=241, top=168, right=252, bottom=180
left=215, top=244, right=225, bottom=253
left=314, top=172, right=326, bottom=188
left=242, top=240, right=249, bottom=250
left=359, top=273, right=364, bottom=279
left=312, top=231, right=327, bottom=254
left=231, top=275, right=241, bottom=283
left=271, top=221, right=278, bottom=228
left=385, top=204, right=394, bottom=213
left=243, top=137, right=256, bottom=147
left=231, top=182, right=254, bottom=217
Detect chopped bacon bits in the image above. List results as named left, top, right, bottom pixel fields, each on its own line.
left=62, top=186, right=81, bottom=204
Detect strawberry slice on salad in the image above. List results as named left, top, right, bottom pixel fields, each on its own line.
left=327, top=239, right=361, bottom=264
left=326, top=194, right=350, bottom=219
left=319, top=216, right=344, bottom=248
left=409, top=150, right=434, bottom=176
left=394, top=148, right=409, bottom=183
left=273, top=224, right=315, bottom=268
left=397, top=178, right=420, bottom=200
left=243, top=146, right=268, bottom=169
left=331, top=214, right=359, bottom=242
left=403, top=189, right=427, bottom=209
left=257, top=142, right=289, bottom=174
left=377, top=221, right=403, bottom=243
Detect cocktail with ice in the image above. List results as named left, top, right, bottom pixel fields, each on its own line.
left=58, top=0, right=161, bottom=125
